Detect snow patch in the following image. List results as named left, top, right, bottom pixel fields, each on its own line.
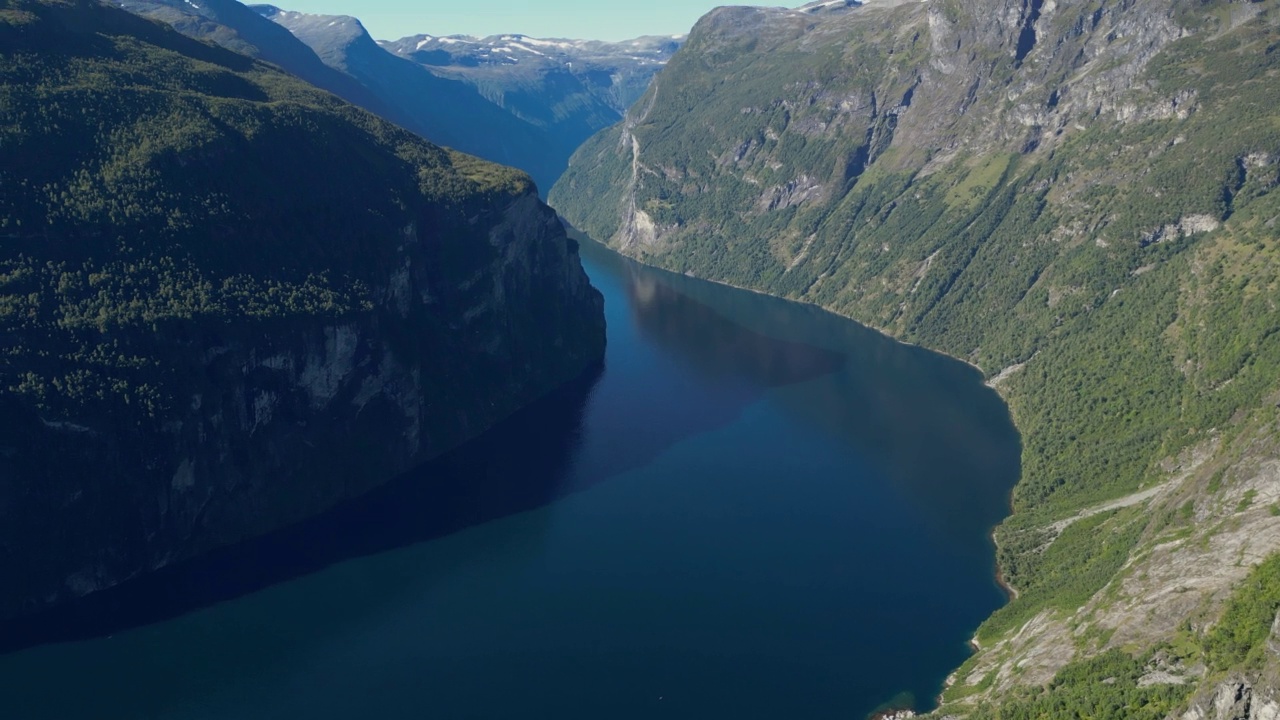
left=518, top=36, right=578, bottom=49
left=507, top=42, right=545, bottom=56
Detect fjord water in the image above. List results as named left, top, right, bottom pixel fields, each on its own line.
left=0, top=239, right=1019, bottom=720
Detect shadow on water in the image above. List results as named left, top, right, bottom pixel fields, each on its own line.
left=0, top=237, right=1023, bottom=719
left=0, top=362, right=601, bottom=655
left=0, top=245, right=855, bottom=657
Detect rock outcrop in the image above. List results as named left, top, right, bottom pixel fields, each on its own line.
left=550, top=0, right=1280, bottom=714
left=0, top=0, right=605, bottom=621
left=1180, top=614, right=1280, bottom=720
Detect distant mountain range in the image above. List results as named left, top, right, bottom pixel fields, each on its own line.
left=111, top=0, right=680, bottom=192
left=380, top=32, right=682, bottom=117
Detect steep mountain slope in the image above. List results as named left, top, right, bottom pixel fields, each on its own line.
left=0, top=0, right=604, bottom=621
left=111, top=0, right=677, bottom=193
left=110, top=0, right=394, bottom=118
left=382, top=32, right=680, bottom=122
left=255, top=5, right=634, bottom=193
left=551, top=0, right=1280, bottom=713
left=111, top=0, right=562, bottom=192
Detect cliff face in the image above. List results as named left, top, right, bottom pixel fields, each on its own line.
left=551, top=0, right=1280, bottom=714
left=553, top=0, right=1266, bottom=261
left=0, top=0, right=604, bottom=621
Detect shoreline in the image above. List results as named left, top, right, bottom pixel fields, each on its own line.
left=566, top=224, right=997, bottom=377
left=568, top=222, right=1029, bottom=714
left=567, top=222, right=1026, bottom=616
left=871, top=710, right=918, bottom=720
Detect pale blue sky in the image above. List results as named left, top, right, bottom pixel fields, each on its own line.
left=271, top=1, right=782, bottom=42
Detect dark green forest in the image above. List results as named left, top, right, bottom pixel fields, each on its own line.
left=551, top=0, right=1280, bottom=712
left=0, top=0, right=534, bottom=422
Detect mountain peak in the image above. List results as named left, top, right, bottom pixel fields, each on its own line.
left=381, top=31, right=682, bottom=71
left=796, top=0, right=863, bottom=12
left=251, top=4, right=381, bottom=68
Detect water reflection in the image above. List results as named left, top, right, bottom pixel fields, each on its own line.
left=566, top=252, right=848, bottom=487
left=624, top=266, right=845, bottom=388
left=0, top=243, right=853, bottom=654
left=584, top=238, right=1020, bottom=551
left=0, top=238, right=1020, bottom=720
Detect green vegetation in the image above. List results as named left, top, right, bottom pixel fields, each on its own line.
left=1238, top=489, right=1259, bottom=513
left=1202, top=553, right=1280, bottom=671
left=553, top=0, right=1280, bottom=657
left=552, top=0, right=1280, bottom=711
left=0, top=0, right=541, bottom=423
left=960, top=553, right=1280, bottom=719
left=966, top=648, right=1194, bottom=720
left=980, top=509, right=1146, bottom=645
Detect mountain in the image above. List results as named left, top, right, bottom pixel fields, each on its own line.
left=381, top=32, right=681, bottom=118
left=551, top=0, right=1280, bottom=715
left=376, top=31, right=681, bottom=189
left=0, top=0, right=604, bottom=621
left=109, top=1, right=559, bottom=192
left=108, top=0, right=678, bottom=193
left=796, top=0, right=864, bottom=12
left=110, top=0, right=404, bottom=121
left=255, top=5, right=679, bottom=192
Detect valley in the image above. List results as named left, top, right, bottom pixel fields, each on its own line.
left=552, top=0, right=1280, bottom=715
left=0, top=234, right=1020, bottom=720
left=112, top=0, right=679, bottom=192
left=3, top=0, right=1280, bottom=717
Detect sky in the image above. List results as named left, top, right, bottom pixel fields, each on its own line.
left=271, top=1, right=783, bottom=42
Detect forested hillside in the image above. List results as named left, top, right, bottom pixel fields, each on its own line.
left=0, top=0, right=604, bottom=620
left=551, top=0, right=1280, bottom=713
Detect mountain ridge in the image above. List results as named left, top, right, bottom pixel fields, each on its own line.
left=379, top=30, right=681, bottom=121
left=111, top=0, right=397, bottom=117
left=0, top=0, right=605, bottom=621
left=551, top=0, right=1280, bottom=714
left=111, top=0, right=678, bottom=193
left=254, top=3, right=679, bottom=191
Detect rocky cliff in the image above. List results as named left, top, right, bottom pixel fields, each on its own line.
left=551, top=0, right=1280, bottom=714
left=0, top=0, right=604, bottom=621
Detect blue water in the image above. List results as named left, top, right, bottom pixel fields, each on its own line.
left=0, top=239, right=1020, bottom=719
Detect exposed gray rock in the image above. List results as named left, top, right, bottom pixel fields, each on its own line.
left=0, top=192, right=605, bottom=622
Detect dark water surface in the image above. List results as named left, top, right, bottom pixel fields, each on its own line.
left=0, top=239, right=1020, bottom=719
